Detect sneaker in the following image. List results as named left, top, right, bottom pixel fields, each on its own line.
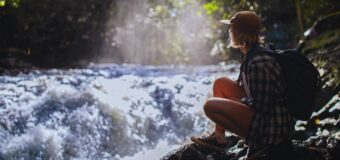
left=190, top=133, right=229, bottom=152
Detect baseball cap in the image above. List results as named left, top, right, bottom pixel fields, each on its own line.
left=220, top=11, right=261, bottom=34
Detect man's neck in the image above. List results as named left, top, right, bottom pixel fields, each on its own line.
left=240, top=46, right=249, bottom=55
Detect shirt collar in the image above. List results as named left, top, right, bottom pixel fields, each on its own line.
left=242, top=43, right=260, bottom=61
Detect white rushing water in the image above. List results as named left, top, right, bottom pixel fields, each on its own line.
left=0, top=63, right=239, bottom=160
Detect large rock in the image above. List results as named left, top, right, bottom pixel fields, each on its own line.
left=161, top=135, right=340, bottom=160
left=301, top=12, right=340, bottom=110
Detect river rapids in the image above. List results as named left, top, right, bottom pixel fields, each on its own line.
left=0, top=63, right=239, bottom=160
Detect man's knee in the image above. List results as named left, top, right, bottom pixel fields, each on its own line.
left=203, top=98, right=218, bottom=114
left=213, top=77, right=224, bottom=95
left=213, top=77, right=225, bottom=89
left=213, top=77, right=233, bottom=90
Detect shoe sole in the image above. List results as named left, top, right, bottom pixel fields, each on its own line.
left=190, top=137, right=225, bottom=152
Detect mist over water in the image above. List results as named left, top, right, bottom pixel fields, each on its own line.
left=101, top=0, right=217, bottom=65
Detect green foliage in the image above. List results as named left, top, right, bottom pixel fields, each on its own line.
left=0, top=0, right=338, bottom=66
left=0, top=0, right=20, bottom=8
left=300, top=0, right=338, bottom=29
left=303, top=29, right=340, bottom=52
left=199, top=0, right=256, bottom=59
left=201, top=0, right=246, bottom=19
left=203, top=1, right=220, bottom=15
left=201, top=0, right=339, bottom=49
left=0, top=1, right=5, bottom=7
left=303, top=28, right=340, bottom=88
left=0, top=0, right=113, bottom=67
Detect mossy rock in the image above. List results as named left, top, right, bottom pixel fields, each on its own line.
left=300, top=12, right=340, bottom=109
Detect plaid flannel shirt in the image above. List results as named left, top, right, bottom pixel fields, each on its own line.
left=240, top=52, right=295, bottom=153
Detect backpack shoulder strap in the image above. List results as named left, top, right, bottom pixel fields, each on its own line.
left=243, top=45, right=275, bottom=74
left=241, top=45, right=275, bottom=98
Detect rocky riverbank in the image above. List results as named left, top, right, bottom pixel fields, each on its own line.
left=161, top=12, right=340, bottom=160
left=161, top=95, right=340, bottom=160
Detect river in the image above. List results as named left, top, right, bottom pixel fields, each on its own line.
left=0, top=63, right=239, bottom=160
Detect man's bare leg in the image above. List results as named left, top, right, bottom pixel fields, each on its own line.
left=211, top=77, right=247, bottom=143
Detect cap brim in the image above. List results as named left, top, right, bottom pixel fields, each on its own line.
left=219, top=19, right=231, bottom=24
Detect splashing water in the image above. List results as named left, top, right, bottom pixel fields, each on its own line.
left=0, top=64, right=239, bottom=159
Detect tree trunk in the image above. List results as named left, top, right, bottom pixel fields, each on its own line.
left=295, top=0, right=304, bottom=39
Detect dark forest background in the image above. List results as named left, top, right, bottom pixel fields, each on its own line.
left=0, top=0, right=339, bottom=68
